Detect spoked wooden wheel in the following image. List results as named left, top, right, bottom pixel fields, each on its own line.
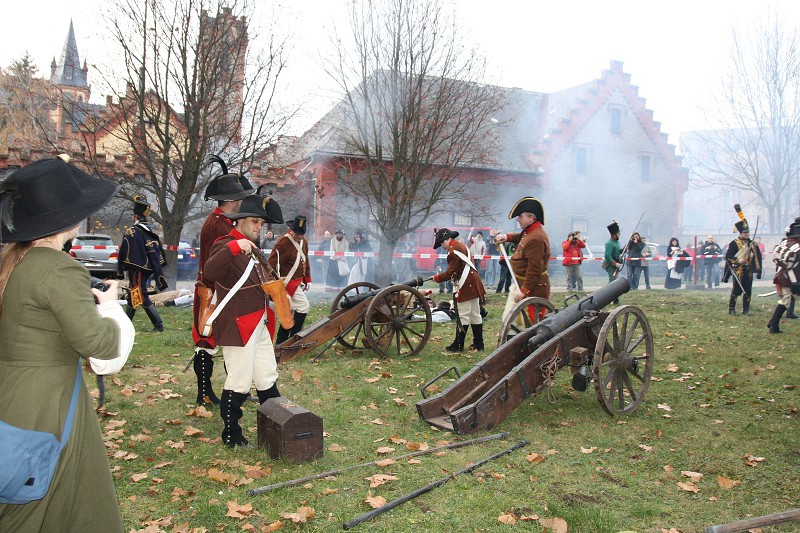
left=364, top=285, right=432, bottom=358
left=497, top=297, right=555, bottom=347
left=331, top=282, right=380, bottom=349
left=593, top=305, right=654, bottom=416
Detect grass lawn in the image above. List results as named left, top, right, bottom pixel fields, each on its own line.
left=104, top=283, right=799, bottom=532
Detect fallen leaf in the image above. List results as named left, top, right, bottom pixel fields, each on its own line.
left=262, top=521, right=284, bottom=531
left=681, top=471, right=703, bottom=483
left=365, top=492, right=387, bottom=509
left=375, top=446, right=395, bottom=455
left=677, top=481, right=700, bottom=493
left=291, top=369, right=304, bottom=382
left=666, top=364, right=680, bottom=372
left=498, top=512, right=517, bottom=525
left=406, top=441, right=429, bottom=451
left=716, top=475, right=743, bottom=489
left=742, top=453, right=765, bottom=466
left=366, top=473, right=398, bottom=488
left=226, top=499, right=254, bottom=519
left=639, top=444, right=653, bottom=452
left=328, top=443, right=345, bottom=452
left=365, top=376, right=381, bottom=383
left=322, top=487, right=338, bottom=495
left=580, top=446, right=597, bottom=454
left=278, top=506, right=315, bottom=523
left=369, top=418, right=386, bottom=425
left=658, top=403, right=672, bottom=412
left=376, top=459, right=396, bottom=467
left=130, top=472, right=148, bottom=483
left=183, top=426, right=203, bottom=437
left=393, top=398, right=407, bottom=406
left=539, top=516, right=568, bottom=533
left=208, top=468, right=234, bottom=484
left=527, top=453, right=545, bottom=464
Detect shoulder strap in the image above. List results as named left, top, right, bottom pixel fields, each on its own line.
left=59, top=362, right=83, bottom=448
left=203, top=258, right=256, bottom=335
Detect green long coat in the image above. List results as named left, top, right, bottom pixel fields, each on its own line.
left=0, top=247, right=124, bottom=532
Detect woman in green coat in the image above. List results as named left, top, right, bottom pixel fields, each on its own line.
left=0, top=155, right=134, bottom=532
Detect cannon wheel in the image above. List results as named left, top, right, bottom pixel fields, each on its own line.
left=496, top=297, right=555, bottom=347
left=593, top=305, right=654, bottom=416
left=331, top=282, right=380, bottom=349
left=363, top=284, right=432, bottom=358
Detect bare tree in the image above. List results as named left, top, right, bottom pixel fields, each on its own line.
left=323, top=0, right=504, bottom=284
left=0, top=54, right=58, bottom=151
left=91, top=0, right=296, bottom=281
left=687, top=13, right=800, bottom=232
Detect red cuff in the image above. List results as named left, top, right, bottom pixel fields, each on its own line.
left=227, top=239, right=243, bottom=256
left=432, top=274, right=440, bottom=283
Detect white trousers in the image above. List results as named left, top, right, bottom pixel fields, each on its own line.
left=502, top=285, right=523, bottom=323
left=221, top=312, right=278, bottom=394
left=456, top=298, right=482, bottom=326
left=290, top=286, right=310, bottom=314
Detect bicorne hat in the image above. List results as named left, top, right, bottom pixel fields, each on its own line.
left=786, top=217, right=800, bottom=238
left=433, top=227, right=459, bottom=249
left=508, top=196, right=545, bottom=224
left=227, top=194, right=283, bottom=224
left=0, top=154, right=118, bottom=243
left=133, top=195, right=151, bottom=217
left=204, top=155, right=252, bottom=201
left=607, top=221, right=620, bottom=236
left=288, top=215, right=307, bottom=235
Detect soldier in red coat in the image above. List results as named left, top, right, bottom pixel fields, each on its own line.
left=768, top=217, right=800, bottom=333
left=432, top=228, right=487, bottom=352
left=190, top=155, right=253, bottom=406
left=204, top=194, right=283, bottom=447
left=269, top=215, right=312, bottom=345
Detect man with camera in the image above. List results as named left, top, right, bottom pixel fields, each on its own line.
left=626, top=232, right=645, bottom=289
left=561, top=230, right=586, bottom=291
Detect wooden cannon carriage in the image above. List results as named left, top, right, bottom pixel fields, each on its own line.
left=416, top=277, right=654, bottom=434
left=275, top=278, right=432, bottom=362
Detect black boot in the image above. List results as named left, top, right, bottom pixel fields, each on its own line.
left=768, top=304, right=787, bottom=334
left=469, top=323, right=485, bottom=351
left=290, top=312, right=307, bottom=336
left=275, top=326, right=292, bottom=346
left=728, top=294, right=738, bottom=315
left=143, top=304, right=164, bottom=331
left=194, top=349, right=220, bottom=405
left=125, top=304, right=135, bottom=320
left=787, top=298, right=798, bottom=319
left=742, top=294, right=752, bottom=316
left=445, top=326, right=467, bottom=353
left=256, top=383, right=281, bottom=405
left=220, top=390, right=249, bottom=447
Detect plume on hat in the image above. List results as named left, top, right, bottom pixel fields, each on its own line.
left=208, top=154, right=228, bottom=175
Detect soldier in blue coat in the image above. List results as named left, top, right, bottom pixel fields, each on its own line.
left=118, top=196, right=168, bottom=331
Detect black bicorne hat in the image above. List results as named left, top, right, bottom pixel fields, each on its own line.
left=204, top=155, right=252, bottom=201
left=227, top=194, right=283, bottom=224
left=607, top=220, right=620, bottom=235
left=786, top=217, right=800, bottom=238
left=0, top=154, right=119, bottom=243
left=508, top=196, right=545, bottom=224
left=133, top=195, right=151, bottom=217
left=433, top=228, right=459, bottom=249
left=288, top=215, right=307, bottom=235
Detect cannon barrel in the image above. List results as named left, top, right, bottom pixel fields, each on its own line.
left=340, top=277, right=425, bottom=309
left=527, top=277, right=630, bottom=350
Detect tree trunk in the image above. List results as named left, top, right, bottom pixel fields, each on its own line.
left=375, top=237, right=398, bottom=286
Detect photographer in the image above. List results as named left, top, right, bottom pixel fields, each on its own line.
left=626, top=232, right=645, bottom=289
left=701, top=234, right=723, bottom=288
left=561, top=230, right=586, bottom=291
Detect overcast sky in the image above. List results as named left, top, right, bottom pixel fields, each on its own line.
left=2, top=0, right=797, bottom=145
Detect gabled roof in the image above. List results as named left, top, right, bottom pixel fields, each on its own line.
left=51, top=20, right=88, bottom=88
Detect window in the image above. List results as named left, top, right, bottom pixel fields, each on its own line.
left=571, top=218, right=588, bottom=235
left=454, top=213, right=471, bottom=226
left=576, top=146, right=588, bottom=175
left=610, top=107, right=622, bottom=135
left=640, top=155, right=652, bottom=181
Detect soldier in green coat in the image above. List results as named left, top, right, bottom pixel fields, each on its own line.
left=0, top=155, right=134, bottom=532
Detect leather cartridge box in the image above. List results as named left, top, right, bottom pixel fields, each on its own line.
left=257, top=397, right=323, bottom=462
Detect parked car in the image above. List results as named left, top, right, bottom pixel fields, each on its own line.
left=69, top=233, right=118, bottom=277
left=177, top=241, right=199, bottom=280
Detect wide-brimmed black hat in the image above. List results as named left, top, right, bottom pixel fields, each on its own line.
left=228, top=194, right=283, bottom=224
left=433, top=228, right=459, bottom=249
left=0, top=155, right=118, bottom=243
left=508, top=196, right=545, bottom=224
left=133, top=195, right=151, bottom=217
left=607, top=221, right=620, bottom=235
left=734, top=220, right=750, bottom=234
left=204, top=155, right=252, bottom=201
left=288, top=215, right=307, bottom=235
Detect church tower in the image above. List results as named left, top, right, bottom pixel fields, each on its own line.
left=50, top=20, right=92, bottom=148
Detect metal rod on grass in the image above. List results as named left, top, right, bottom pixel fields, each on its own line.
left=704, top=508, right=800, bottom=533
left=342, top=439, right=529, bottom=530
left=247, top=431, right=511, bottom=496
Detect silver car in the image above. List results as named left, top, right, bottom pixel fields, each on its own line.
left=69, top=233, right=119, bottom=277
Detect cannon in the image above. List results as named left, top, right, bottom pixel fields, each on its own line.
left=416, top=278, right=654, bottom=434
left=275, top=277, right=432, bottom=362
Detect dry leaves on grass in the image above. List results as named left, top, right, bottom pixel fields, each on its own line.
left=681, top=471, right=703, bottom=483
left=186, top=406, right=213, bottom=418
left=183, top=426, right=203, bottom=437
left=290, top=369, right=304, bottom=382
left=406, top=441, right=429, bottom=451
left=328, top=443, right=345, bottom=452
left=226, top=500, right=255, bottom=519
left=743, top=453, right=765, bottom=466
left=366, top=473, right=399, bottom=488
left=526, top=453, right=546, bottom=464
left=279, top=506, right=315, bottom=523
left=130, top=472, right=148, bottom=483
left=365, top=492, right=387, bottom=509
left=580, top=446, right=597, bottom=454
left=716, top=475, right=743, bottom=489
left=375, top=446, right=395, bottom=454
left=539, top=517, right=568, bottom=532
left=677, top=481, right=700, bottom=493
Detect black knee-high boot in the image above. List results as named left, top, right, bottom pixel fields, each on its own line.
left=728, top=293, right=738, bottom=315
left=768, top=304, right=787, bottom=333
left=469, top=324, right=485, bottom=351
left=220, top=390, right=249, bottom=447
left=445, top=325, right=467, bottom=353
left=126, top=304, right=135, bottom=320
left=290, top=312, right=307, bottom=336
left=256, top=383, right=281, bottom=405
left=742, top=294, right=752, bottom=316
left=275, top=326, right=292, bottom=346
left=787, top=298, right=798, bottom=319
left=143, top=304, right=164, bottom=331
left=194, top=349, right=220, bottom=405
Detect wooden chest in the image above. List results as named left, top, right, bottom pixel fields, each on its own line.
left=257, top=397, right=323, bottom=462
